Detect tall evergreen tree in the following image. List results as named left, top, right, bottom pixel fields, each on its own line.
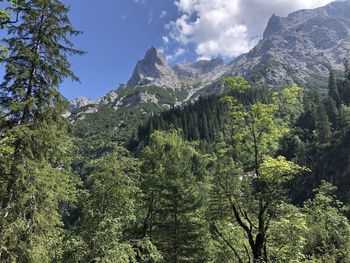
left=0, top=0, right=83, bottom=260
left=316, top=104, right=331, bottom=144
left=140, top=130, right=211, bottom=262
left=328, top=70, right=341, bottom=107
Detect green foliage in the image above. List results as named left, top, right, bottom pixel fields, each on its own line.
left=222, top=76, right=302, bottom=167
left=303, top=182, right=350, bottom=262
left=68, top=73, right=350, bottom=262
left=268, top=203, right=307, bottom=262
left=306, top=73, right=329, bottom=92
left=63, top=146, right=162, bottom=262
left=3, top=4, right=350, bottom=260
left=0, top=110, right=77, bottom=262
left=0, top=0, right=82, bottom=261
left=210, top=77, right=305, bottom=262
left=281, top=65, right=350, bottom=202
left=138, top=95, right=226, bottom=145
left=0, top=0, right=17, bottom=59
left=257, top=156, right=308, bottom=202
left=139, top=130, right=211, bottom=262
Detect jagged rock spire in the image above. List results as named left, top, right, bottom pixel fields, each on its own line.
left=127, top=47, right=181, bottom=89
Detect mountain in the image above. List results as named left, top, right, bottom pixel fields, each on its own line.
left=173, top=58, right=226, bottom=82
left=69, top=96, right=96, bottom=111
left=69, top=1, right=350, bottom=136
left=126, top=47, right=181, bottom=89
left=68, top=48, right=226, bottom=121
left=228, top=0, right=350, bottom=86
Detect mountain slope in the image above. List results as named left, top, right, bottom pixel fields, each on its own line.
left=227, top=1, right=350, bottom=86
left=69, top=1, right=350, bottom=140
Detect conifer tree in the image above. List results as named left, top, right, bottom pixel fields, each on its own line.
left=316, top=104, right=331, bottom=144
left=140, top=130, right=211, bottom=262
left=0, top=0, right=82, bottom=260
left=328, top=70, right=341, bottom=107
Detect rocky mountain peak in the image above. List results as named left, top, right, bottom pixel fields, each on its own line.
left=126, top=47, right=181, bottom=89
left=69, top=96, right=96, bottom=111
left=143, top=46, right=165, bottom=65
left=263, top=14, right=286, bottom=39
left=229, top=0, right=350, bottom=86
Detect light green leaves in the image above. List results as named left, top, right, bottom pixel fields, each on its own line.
left=223, top=76, right=250, bottom=93
left=259, top=156, right=309, bottom=185
left=222, top=77, right=302, bottom=163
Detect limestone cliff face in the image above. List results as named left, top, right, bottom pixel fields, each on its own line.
left=173, top=58, right=226, bottom=83
left=227, top=0, right=350, bottom=85
left=126, top=47, right=181, bottom=89
left=69, top=96, right=96, bottom=112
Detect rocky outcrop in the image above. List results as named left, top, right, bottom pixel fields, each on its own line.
left=99, top=90, right=119, bottom=106
left=174, top=58, right=227, bottom=84
left=69, top=96, right=96, bottom=111
left=126, top=47, right=181, bottom=89
left=227, top=0, right=350, bottom=86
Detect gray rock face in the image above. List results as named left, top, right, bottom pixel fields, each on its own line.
left=174, top=58, right=227, bottom=83
left=99, top=90, right=119, bottom=106
left=126, top=47, right=181, bottom=89
left=228, top=0, right=350, bottom=85
left=69, top=96, right=96, bottom=111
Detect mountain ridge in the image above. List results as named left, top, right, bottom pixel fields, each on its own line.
left=68, top=1, right=350, bottom=123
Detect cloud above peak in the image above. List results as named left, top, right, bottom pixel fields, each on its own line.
left=167, top=0, right=333, bottom=59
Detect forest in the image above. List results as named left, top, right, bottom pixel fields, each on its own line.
left=1, top=1, right=350, bottom=262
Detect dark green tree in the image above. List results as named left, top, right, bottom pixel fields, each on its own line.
left=0, top=0, right=83, bottom=260
left=315, top=104, right=331, bottom=144
left=140, top=130, right=211, bottom=262
left=328, top=70, right=341, bottom=107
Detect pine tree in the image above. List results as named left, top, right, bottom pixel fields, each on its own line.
left=322, top=97, right=338, bottom=129
left=328, top=70, right=341, bottom=107
left=140, top=130, right=211, bottom=262
left=316, top=104, right=331, bottom=144
left=0, top=0, right=21, bottom=59
left=0, top=0, right=83, bottom=260
left=340, top=60, right=350, bottom=104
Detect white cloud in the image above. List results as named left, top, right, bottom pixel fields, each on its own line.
left=175, top=48, right=186, bottom=57
left=148, top=10, right=153, bottom=24
left=166, top=48, right=186, bottom=61
left=133, top=0, right=146, bottom=4
left=160, top=10, right=167, bottom=19
left=158, top=47, right=165, bottom=54
left=162, top=36, right=170, bottom=45
left=168, top=0, right=333, bottom=58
